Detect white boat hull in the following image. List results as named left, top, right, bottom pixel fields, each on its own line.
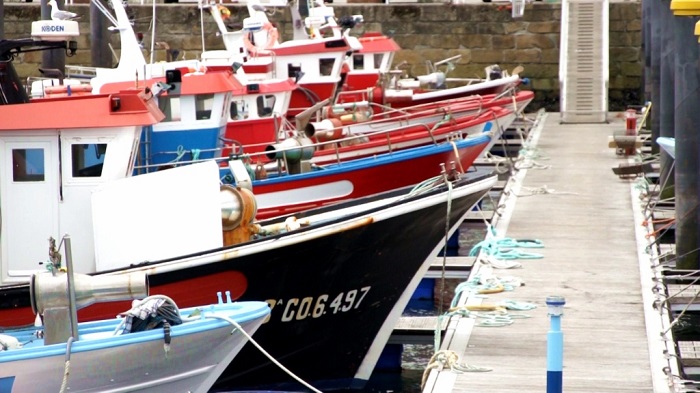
left=0, top=302, right=269, bottom=393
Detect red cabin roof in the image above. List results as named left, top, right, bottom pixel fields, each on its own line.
left=100, top=70, right=244, bottom=96
left=358, top=34, right=401, bottom=54
left=230, top=78, right=297, bottom=96
left=265, top=38, right=352, bottom=57
left=0, top=89, right=164, bottom=130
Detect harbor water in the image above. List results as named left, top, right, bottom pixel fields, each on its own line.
left=361, top=219, right=491, bottom=393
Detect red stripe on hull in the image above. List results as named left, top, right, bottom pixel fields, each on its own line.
left=0, top=271, right=249, bottom=327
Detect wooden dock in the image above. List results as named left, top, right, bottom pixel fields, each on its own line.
left=419, top=112, right=677, bottom=393
left=426, top=256, right=475, bottom=279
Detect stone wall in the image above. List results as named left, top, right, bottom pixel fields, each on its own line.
left=2, top=2, right=642, bottom=111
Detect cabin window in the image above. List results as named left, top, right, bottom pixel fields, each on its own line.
left=195, top=94, right=215, bottom=120
left=287, top=63, right=302, bottom=80
left=230, top=99, right=248, bottom=120
left=319, top=58, right=335, bottom=76
left=256, top=95, right=276, bottom=117
left=353, top=54, right=365, bottom=70
left=12, top=148, right=45, bottom=182
left=222, top=95, right=230, bottom=121
left=373, top=54, right=384, bottom=70
left=158, top=95, right=182, bottom=122
left=71, top=143, right=107, bottom=177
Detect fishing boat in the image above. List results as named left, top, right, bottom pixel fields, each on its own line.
left=1, top=18, right=498, bottom=391
left=203, top=0, right=355, bottom=118
left=0, top=259, right=270, bottom=393
left=48, top=0, right=530, bottom=168
left=301, top=93, right=528, bottom=164
left=236, top=108, right=509, bottom=219
left=203, top=0, right=523, bottom=116
left=0, top=160, right=497, bottom=391
left=30, top=0, right=297, bottom=163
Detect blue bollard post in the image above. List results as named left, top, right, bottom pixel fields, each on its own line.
left=546, top=295, right=566, bottom=393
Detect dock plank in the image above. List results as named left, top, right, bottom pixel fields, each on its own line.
left=389, top=316, right=448, bottom=345
left=425, top=256, right=475, bottom=279
left=678, top=341, right=700, bottom=366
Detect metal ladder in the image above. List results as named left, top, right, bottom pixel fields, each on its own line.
left=559, top=0, right=609, bottom=123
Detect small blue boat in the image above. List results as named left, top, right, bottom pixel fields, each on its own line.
left=0, top=266, right=270, bottom=393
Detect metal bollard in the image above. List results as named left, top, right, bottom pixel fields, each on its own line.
left=546, top=295, right=566, bottom=393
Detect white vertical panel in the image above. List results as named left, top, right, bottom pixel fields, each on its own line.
left=92, top=160, right=223, bottom=271
left=560, top=0, right=609, bottom=123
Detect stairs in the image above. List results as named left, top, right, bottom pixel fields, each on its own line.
left=559, top=0, right=609, bottom=123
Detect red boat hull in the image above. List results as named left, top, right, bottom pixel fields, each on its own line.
left=251, top=136, right=491, bottom=219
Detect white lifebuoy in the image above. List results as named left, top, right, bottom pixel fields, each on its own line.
left=243, top=22, right=278, bottom=57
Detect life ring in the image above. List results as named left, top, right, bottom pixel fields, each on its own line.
left=217, top=5, right=231, bottom=20
left=43, top=84, right=93, bottom=97
left=185, top=65, right=207, bottom=75
left=242, top=22, right=278, bottom=56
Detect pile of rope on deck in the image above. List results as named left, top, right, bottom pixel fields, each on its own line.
left=422, top=225, right=543, bottom=389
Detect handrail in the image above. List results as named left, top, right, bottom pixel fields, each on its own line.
left=134, top=106, right=501, bottom=175
left=558, top=0, right=570, bottom=113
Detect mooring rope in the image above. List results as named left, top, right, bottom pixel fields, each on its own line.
left=421, top=350, right=492, bottom=390
left=59, top=336, right=75, bottom=393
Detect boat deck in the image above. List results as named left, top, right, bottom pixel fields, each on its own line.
left=421, top=111, right=672, bottom=392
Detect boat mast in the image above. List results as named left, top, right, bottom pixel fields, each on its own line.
left=150, top=0, right=156, bottom=64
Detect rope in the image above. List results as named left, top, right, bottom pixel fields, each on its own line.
left=59, top=336, right=75, bottom=393
left=421, top=350, right=491, bottom=390
left=478, top=254, right=522, bottom=269
left=493, top=238, right=544, bottom=248
left=437, top=174, right=454, bottom=316
left=449, top=140, right=465, bottom=173
left=645, top=218, right=675, bottom=240
left=448, top=274, right=524, bottom=310
left=203, top=314, right=323, bottom=393
left=169, top=145, right=187, bottom=165
left=499, top=299, right=537, bottom=311
left=468, top=226, right=544, bottom=260
left=484, top=151, right=516, bottom=175
left=512, top=184, right=578, bottom=197
left=491, top=248, right=543, bottom=260
left=662, top=273, right=700, bottom=336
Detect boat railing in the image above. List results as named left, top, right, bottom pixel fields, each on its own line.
left=133, top=145, right=225, bottom=174
left=133, top=96, right=502, bottom=177
left=306, top=111, right=473, bottom=151
left=334, top=87, right=489, bottom=116
left=425, top=54, right=462, bottom=75
left=132, top=107, right=483, bottom=181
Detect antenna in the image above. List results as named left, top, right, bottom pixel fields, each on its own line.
left=199, top=0, right=206, bottom=55
left=150, top=0, right=156, bottom=64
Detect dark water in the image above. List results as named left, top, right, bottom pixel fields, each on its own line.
left=360, top=368, right=426, bottom=393
left=361, top=299, right=438, bottom=393
left=672, top=313, right=700, bottom=341
left=359, top=221, right=490, bottom=393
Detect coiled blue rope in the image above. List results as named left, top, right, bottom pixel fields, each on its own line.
left=468, top=225, right=544, bottom=260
